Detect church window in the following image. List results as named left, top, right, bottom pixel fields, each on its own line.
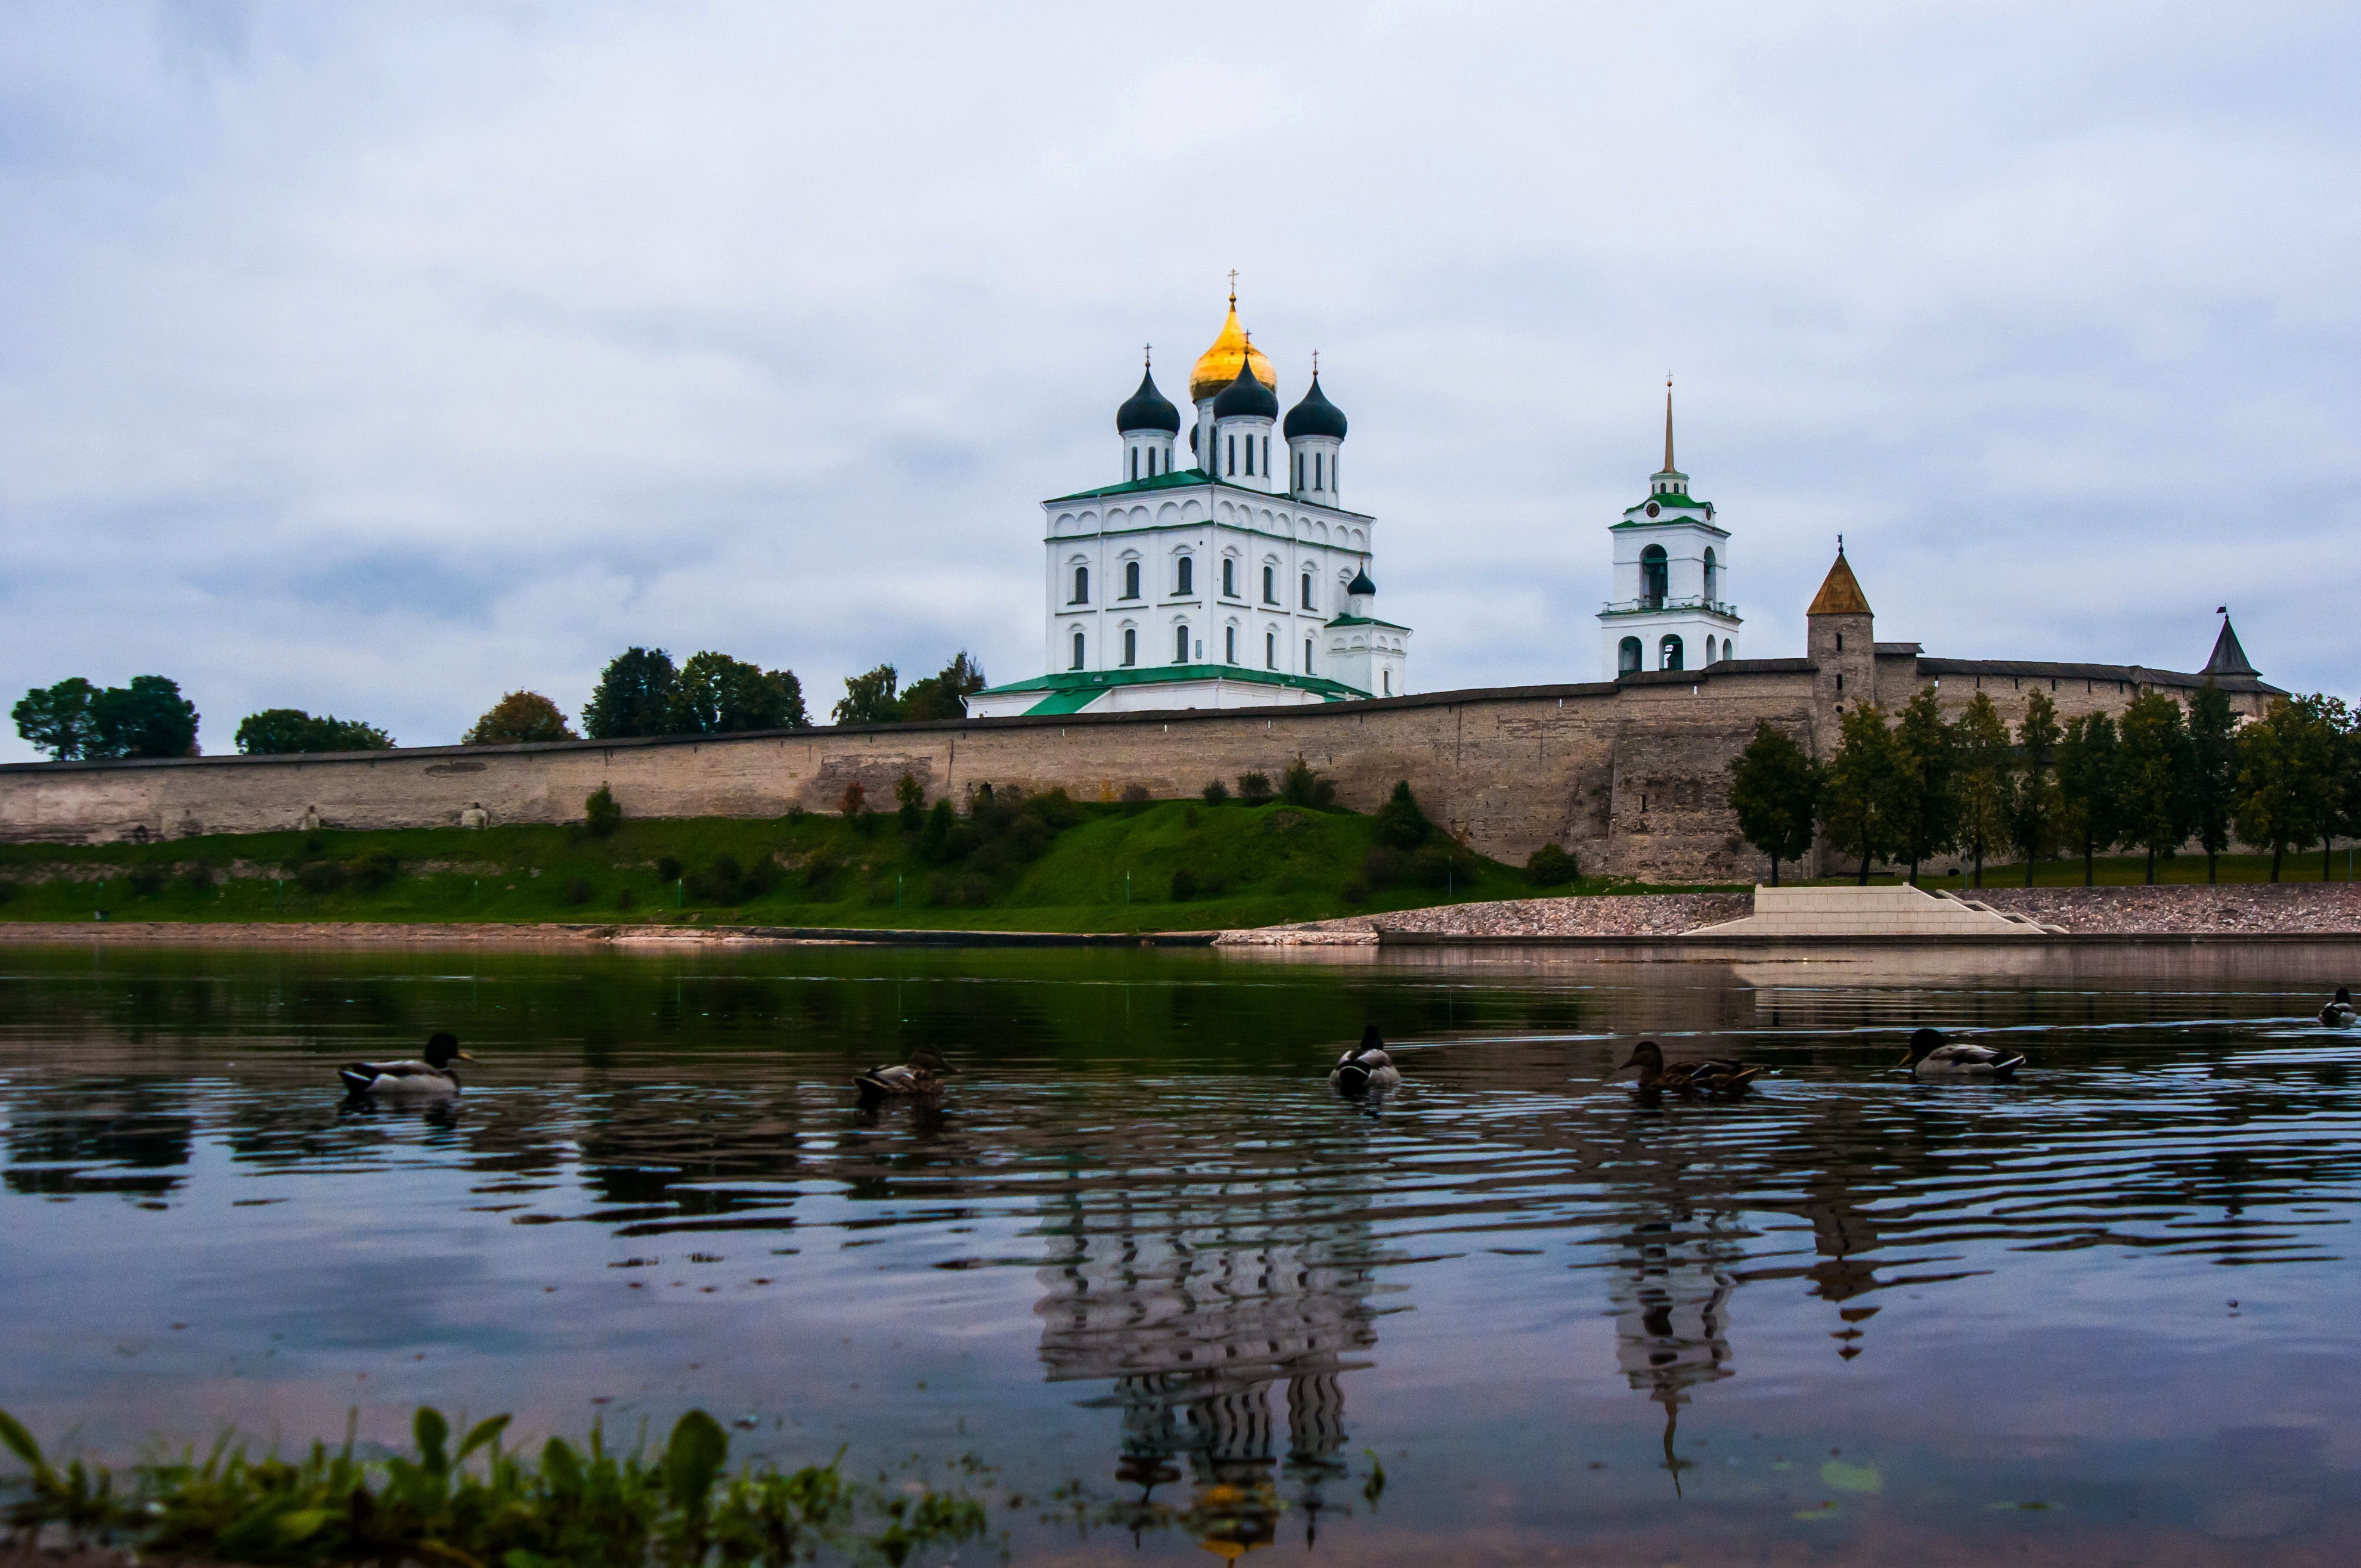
left=1244, top=436, right=1254, bottom=476
left=1641, top=544, right=1668, bottom=609
left=1266, top=631, right=1275, bottom=668
left=1072, top=565, right=1089, bottom=605
left=1618, top=637, right=1641, bottom=675
left=1123, top=560, right=1140, bottom=599
left=1383, top=670, right=1392, bottom=695
left=1315, top=452, right=1324, bottom=490
left=1122, top=628, right=1136, bottom=666
left=1302, top=573, right=1314, bottom=609
left=1175, top=625, right=1189, bottom=663
left=1222, top=557, right=1237, bottom=597
left=1226, top=435, right=1236, bottom=476
left=1071, top=631, right=1085, bottom=670
left=1706, top=636, right=1717, bottom=664
left=1660, top=634, right=1684, bottom=672
left=1262, top=436, right=1270, bottom=475
left=1305, top=637, right=1313, bottom=672
left=1226, top=625, right=1237, bottom=663
left=1262, top=565, right=1276, bottom=603
left=1703, top=547, right=1718, bottom=603
left=1176, top=556, right=1194, bottom=596
left=1130, top=449, right=1138, bottom=481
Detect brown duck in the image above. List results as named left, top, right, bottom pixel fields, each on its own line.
left=1621, top=1040, right=1765, bottom=1095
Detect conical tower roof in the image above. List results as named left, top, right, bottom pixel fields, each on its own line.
left=1189, top=290, right=1275, bottom=402
left=2204, top=615, right=2258, bottom=677
left=1807, top=549, right=1872, bottom=615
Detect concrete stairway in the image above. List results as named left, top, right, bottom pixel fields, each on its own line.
left=1688, top=884, right=2066, bottom=938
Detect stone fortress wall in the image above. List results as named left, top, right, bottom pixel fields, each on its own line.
left=0, top=561, right=2282, bottom=883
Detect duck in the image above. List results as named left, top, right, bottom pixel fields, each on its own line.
left=854, top=1048, right=959, bottom=1106
left=1619, top=1040, right=1764, bottom=1095
left=339, top=1031, right=473, bottom=1098
left=1330, top=1026, right=1402, bottom=1095
left=2321, top=988, right=2357, bottom=1027
left=1902, top=1027, right=2024, bottom=1080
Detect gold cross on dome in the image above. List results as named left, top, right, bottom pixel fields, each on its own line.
left=1228, top=268, right=1239, bottom=302
left=1144, top=342, right=1152, bottom=367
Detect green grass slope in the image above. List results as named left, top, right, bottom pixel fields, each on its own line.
left=0, top=795, right=1670, bottom=933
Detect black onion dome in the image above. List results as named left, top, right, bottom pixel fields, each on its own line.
left=1347, top=568, right=1376, bottom=596
left=1284, top=373, right=1347, bottom=440
left=1212, top=355, right=1279, bottom=420
left=1116, top=367, right=1180, bottom=435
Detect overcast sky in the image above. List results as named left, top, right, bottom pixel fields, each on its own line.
left=3, top=1, right=2355, bottom=760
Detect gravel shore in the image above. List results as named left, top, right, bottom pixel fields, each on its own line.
left=1968, top=884, right=2361, bottom=934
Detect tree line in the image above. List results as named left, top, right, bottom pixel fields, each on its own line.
left=1728, top=684, right=2360, bottom=886
left=12, top=647, right=988, bottom=759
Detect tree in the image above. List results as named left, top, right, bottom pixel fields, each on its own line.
left=896, top=771, right=925, bottom=832
left=2186, top=681, right=2238, bottom=884
left=1725, top=720, right=1820, bottom=886
left=465, top=691, right=575, bottom=746
left=2009, top=691, right=2062, bottom=887
left=88, top=676, right=200, bottom=758
left=584, top=783, right=621, bottom=836
left=834, top=665, right=899, bottom=726
left=1819, top=704, right=1907, bottom=884
left=2234, top=695, right=2340, bottom=882
left=1951, top=693, right=2013, bottom=888
left=236, top=709, right=394, bottom=755
left=2117, top=690, right=2192, bottom=885
left=2056, top=711, right=2123, bottom=886
left=670, top=652, right=805, bottom=734
left=582, top=648, right=677, bottom=739
left=1374, top=780, right=1431, bottom=848
left=12, top=678, right=98, bottom=759
left=897, top=652, right=988, bottom=722
left=1893, top=686, right=1959, bottom=885
left=2320, top=697, right=2359, bottom=882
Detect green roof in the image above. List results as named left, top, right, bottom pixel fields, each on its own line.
left=1324, top=614, right=1409, bottom=630
left=1045, top=468, right=1212, bottom=503
left=973, top=664, right=1371, bottom=715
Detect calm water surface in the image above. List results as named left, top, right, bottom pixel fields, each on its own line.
left=4, top=941, right=2360, bottom=1564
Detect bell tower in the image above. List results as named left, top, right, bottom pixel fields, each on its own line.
left=1597, top=383, right=1741, bottom=678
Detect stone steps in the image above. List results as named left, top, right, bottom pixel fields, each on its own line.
left=1688, top=883, right=2065, bottom=938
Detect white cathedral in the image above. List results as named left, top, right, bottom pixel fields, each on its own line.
left=965, top=293, right=1412, bottom=718
left=965, top=295, right=1735, bottom=717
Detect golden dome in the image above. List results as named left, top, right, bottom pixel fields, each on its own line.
left=1189, top=296, right=1276, bottom=402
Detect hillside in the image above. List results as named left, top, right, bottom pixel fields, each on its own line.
left=0, top=792, right=1656, bottom=933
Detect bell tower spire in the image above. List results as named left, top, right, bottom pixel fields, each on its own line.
left=1650, top=376, right=1690, bottom=497
left=1662, top=376, right=1675, bottom=474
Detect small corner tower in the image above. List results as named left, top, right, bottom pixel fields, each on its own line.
left=1116, top=349, right=1180, bottom=483
left=1805, top=541, right=1876, bottom=737
left=1598, top=383, right=1740, bottom=678
left=1326, top=566, right=1411, bottom=698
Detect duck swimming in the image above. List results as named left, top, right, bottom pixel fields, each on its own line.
left=2322, top=988, right=2357, bottom=1027
left=854, top=1048, right=959, bottom=1106
left=1620, top=1040, right=1764, bottom=1095
left=1902, top=1027, right=2024, bottom=1080
left=339, top=1031, right=473, bottom=1098
left=1330, top=1026, right=1402, bottom=1096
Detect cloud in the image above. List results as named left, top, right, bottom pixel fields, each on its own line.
left=2, top=0, right=2355, bottom=758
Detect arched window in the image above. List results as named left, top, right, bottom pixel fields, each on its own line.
left=1123, top=560, right=1140, bottom=599
left=1315, top=452, right=1324, bottom=490
left=1176, top=556, right=1193, bottom=596
left=1071, top=630, right=1085, bottom=670
left=1226, top=435, right=1236, bottom=476
left=1305, top=637, right=1313, bottom=672
left=1175, top=624, right=1189, bottom=663
left=1618, top=636, right=1641, bottom=675
left=1660, top=634, right=1684, bottom=672
left=1261, top=435, right=1269, bottom=475
left=1265, top=631, right=1275, bottom=668
left=1294, top=452, right=1303, bottom=489
left=1301, top=573, right=1314, bottom=609
left=1383, top=669, right=1392, bottom=695
left=1705, top=636, right=1718, bottom=664
left=1121, top=628, right=1136, bottom=666
left=1130, top=448, right=1139, bottom=481
left=1702, top=547, right=1718, bottom=604
left=1640, top=544, right=1668, bottom=609
left=1071, top=565, right=1089, bottom=605
left=1225, top=625, right=1237, bottom=663
left=1262, top=564, right=1275, bottom=603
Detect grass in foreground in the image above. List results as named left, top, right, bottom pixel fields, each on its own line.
left=0, top=795, right=1715, bottom=934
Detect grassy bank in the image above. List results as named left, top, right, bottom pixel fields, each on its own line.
left=0, top=796, right=1675, bottom=934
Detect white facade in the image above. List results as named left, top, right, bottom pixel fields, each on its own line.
left=1597, top=394, right=1740, bottom=679
left=967, top=299, right=1411, bottom=720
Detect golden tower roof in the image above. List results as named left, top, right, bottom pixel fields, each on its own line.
left=1189, top=290, right=1276, bottom=403
left=1807, top=547, right=1873, bottom=616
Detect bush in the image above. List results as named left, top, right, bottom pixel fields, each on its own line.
left=919, top=798, right=960, bottom=863
left=1525, top=843, right=1579, bottom=887
left=1361, top=845, right=1406, bottom=890
left=349, top=850, right=398, bottom=892
left=614, top=887, right=637, bottom=910
left=298, top=859, right=346, bottom=894
left=1170, top=867, right=1198, bottom=900
left=584, top=784, right=621, bottom=837
left=1119, top=782, right=1153, bottom=814
left=1409, top=842, right=1472, bottom=889
left=839, top=780, right=867, bottom=819
left=1202, top=779, right=1231, bottom=805
left=0, top=880, right=15, bottom=905
left=1340, top=876, right=1370, bottom=904
left=177, top=863, right=215, bottom=895
left=803, top=847, right=844, bottom=893
left=1030, top=786, right=1082, bottom=829
left=896, top=772, right=925, bottom=832
left=1374, top=780, right=1430, bottom=848
left=565, top=877, right=594, bottom=905
left=925, top=870, right=995, bottom=906
left=656, top=856, right=683, bottom=882
left=1281, top=755, right=1335, bottom=808
left=128, top=866, right=166, bottom=897
left=1237, top=771, right=1274, bottom=804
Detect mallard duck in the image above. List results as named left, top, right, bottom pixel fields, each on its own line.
left=1620, top=1040, right=1764, bottom=1095
left=1902, top=1027, right=2024, bottom=1080
left=339, top=1031, right=473, bottom=1098
left=1330, top=1026, right=1402, bottom=1095
left=2321, top=988, right=2357, bottom=1027
left=854, top=1048, right=959, bottom=1105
